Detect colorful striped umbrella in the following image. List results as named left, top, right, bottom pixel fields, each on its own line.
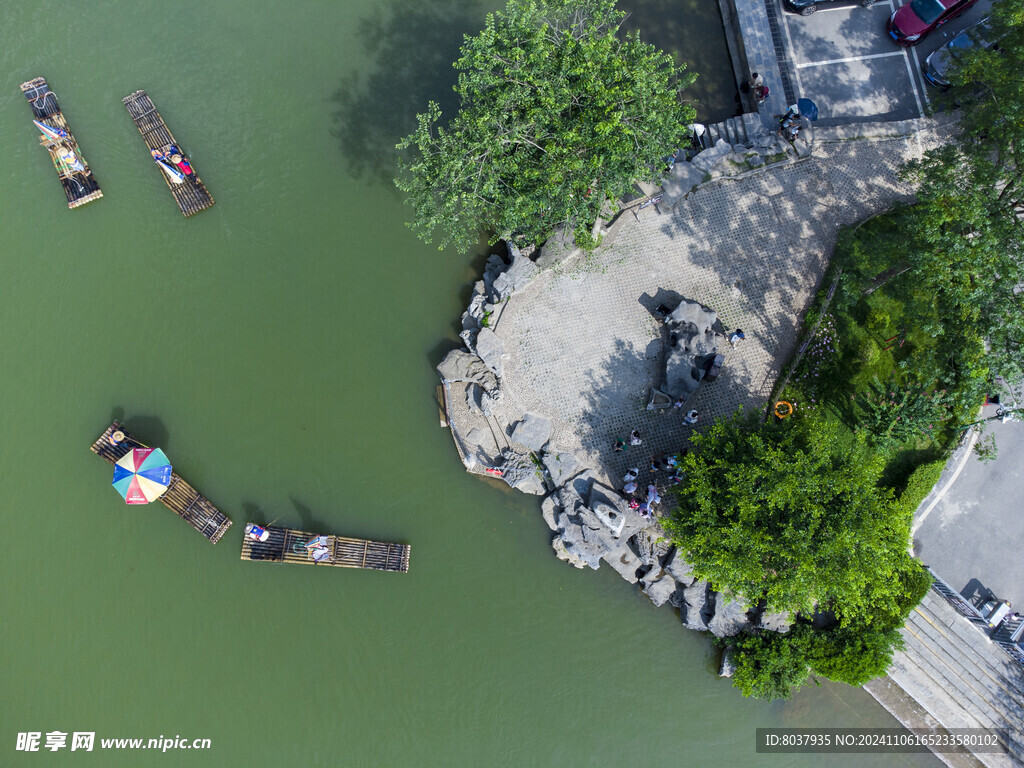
left=112, top=448, right=173, bottom=504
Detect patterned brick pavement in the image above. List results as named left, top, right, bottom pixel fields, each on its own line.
left=476, top=122, right=951, bottom=489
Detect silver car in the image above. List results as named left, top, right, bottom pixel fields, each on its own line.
left=922, top=16, right=993, bottom=88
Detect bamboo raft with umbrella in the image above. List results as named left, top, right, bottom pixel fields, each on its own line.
left=122, top=90, right=214, bottom=217
left=20, top=77, right=103, bottom=209
left=241, top=523, right=411, bottom=573
left=90, top=421, right=232, bottom=543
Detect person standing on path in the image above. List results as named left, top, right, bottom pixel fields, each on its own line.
left=729, top=329, right=745, bottom=347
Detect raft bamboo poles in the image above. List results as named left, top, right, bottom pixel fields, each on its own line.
left=19, top=77, right=102, bottom=209
left=122, top=90, right=215, bottom=217
left=90, top=421, right=232, bottom=543
left=240, top=525, right=411, bottom=573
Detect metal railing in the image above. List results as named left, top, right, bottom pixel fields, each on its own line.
left=927, top=567, right=1024, bottom=671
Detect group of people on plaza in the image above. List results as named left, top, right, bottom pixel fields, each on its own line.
left=618, top=448, right=687, bottom=519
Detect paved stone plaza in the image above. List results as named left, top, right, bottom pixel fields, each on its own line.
left=459, top=120, right=951, bottom=489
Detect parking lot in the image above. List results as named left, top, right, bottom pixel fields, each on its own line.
left=775, top=0, right=991, bottom=124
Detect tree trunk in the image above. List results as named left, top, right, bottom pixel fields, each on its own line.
left=862, top=260, right=912, bottom=296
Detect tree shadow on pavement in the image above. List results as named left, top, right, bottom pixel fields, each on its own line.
left=573, top=334, right=760, bottom=486
left=330, top=0, right=482, bottom=186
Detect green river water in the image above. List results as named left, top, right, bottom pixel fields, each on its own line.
left=0, top=1, right=939, bottom=766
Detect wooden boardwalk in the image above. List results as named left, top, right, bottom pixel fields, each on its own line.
left=122, top=90, right=214, bottom=217
left=20, top=77, right=102, bottom=209
left=90, top=421, right=232, bottom=543
left=240, top=524, right=410, bottom=573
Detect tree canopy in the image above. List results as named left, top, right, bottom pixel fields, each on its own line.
left=897, top=0, right=1024, bottom=384
left=395, top=0, right=697, bottom=252
left=664, top=410, right=919, bottom=625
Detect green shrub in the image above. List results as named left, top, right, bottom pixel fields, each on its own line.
left=806, top=625, right=905, bottom=686
left=897, top=459, right=946, bottom=515
left=730, top=628, right=812, bottom=701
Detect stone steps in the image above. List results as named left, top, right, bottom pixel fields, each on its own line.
left=700, top=114, right=756, bottom=149
left=913, top=594, right=1024, bottom=702
left=890, top=591, right=1024, bottom=766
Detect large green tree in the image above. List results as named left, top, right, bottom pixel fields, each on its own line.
left=395, top=0, right=697, bottom=252
left=665, top=411, right=917, bottom=624
left=895, top=0, right=1024, bottom=383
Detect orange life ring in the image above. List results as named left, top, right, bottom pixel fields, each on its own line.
left=774, top=400, right=794, bottom=418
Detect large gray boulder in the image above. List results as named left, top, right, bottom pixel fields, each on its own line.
left=510, top=413, right=552, bottom=452
left=632, top=530, right=673, bottom=567
left=641, top=568, right=678, bottom=607
left=555, top=510, right=606, bottom=570
left=437, top=349, right=499, bottom=392
left=690, top=138, right=732, bottom=174
left=758, top=611, right=793, bottom=634
left=660, top=160, right=706, bottom=206
left=602, top=543, right=642, bottom=584
left=708, top=597, right=752, bottom=638
left=491, top=243, right=539, bottom=300
left=681, top=580, right=713, bottom=631
left=540, top=494, right=560, bottom=532
left=588, top=483, right=649, bottom=540
left=663, top=548, right=695, bottom=586
left=542, top=450, right=580, bottom=487
left=552, top=535, right=588, bottom=569
left=498, top=449, right=546, bottom=495
left=474, top=328, right=505, bottom=377
left=662, top=298, right=724, bottom=400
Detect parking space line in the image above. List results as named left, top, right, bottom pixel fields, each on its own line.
left=910, top=44, right=932, bottom=110
left=900, top=50, right=926, bottom=117
left=795, top=50, right=906, bottom=68
left=889, top=0, right=927, bottom=120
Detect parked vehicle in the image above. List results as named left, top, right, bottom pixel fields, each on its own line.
left=922, top=16, right=993, bottom=87
left=887, top=0, right=980, bottom=45
left=784, top=0, right=876, bottom=16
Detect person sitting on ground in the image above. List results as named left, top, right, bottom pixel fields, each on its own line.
left=729, top=328, right=745, bottom=347
left=629, top=430, right=642, bottom=446
left=623, top=467, right=639, bottom=483
left=685, top=409, right=699, bottom=425
left=623, top=479, right=638, bottom=495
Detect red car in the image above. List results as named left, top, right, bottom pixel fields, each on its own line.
left=887, top=0, right=980, bottom=45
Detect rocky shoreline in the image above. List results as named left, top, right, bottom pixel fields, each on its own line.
left=438, top=240, right=791, bottom=647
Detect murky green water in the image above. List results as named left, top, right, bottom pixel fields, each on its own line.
left=0, top=1, right=936, bottom=766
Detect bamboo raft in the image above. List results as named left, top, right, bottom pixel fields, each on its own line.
left=240, top=524, right=411, bottom=573
left=122, top=90, right=214, bottom=217
left=90, top=421, right=232, bottom=543
left=20, top=77, right=102, bottom=209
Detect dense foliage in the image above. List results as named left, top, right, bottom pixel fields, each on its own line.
left=665, top=411, right=920, bottom=626
left=898, top=0, right=1024, bottom=384
left=395, top=0, right=697, bottom=252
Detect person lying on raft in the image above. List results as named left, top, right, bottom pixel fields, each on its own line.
left=151, top=146, right=194, bottom=175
